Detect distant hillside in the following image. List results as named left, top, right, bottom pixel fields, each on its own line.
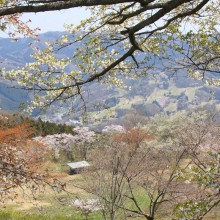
left=0, top=32, right=219, bottom=125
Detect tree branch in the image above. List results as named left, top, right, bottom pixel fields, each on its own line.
left=0, top=0, right=135, bottom=16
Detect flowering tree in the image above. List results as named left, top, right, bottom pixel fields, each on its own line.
left=148, top=110, right=220, bottom=219
left=72, top=199, right=101, bottom=220
left=0, top=120, right=52, bottom=202
left=72, top=126, right=96, bottom=160
left=83, top=128, right=157, bottom=220
left=34, top=133, right=76, bottom=160
left=173, top=151, right=220, bottom=220
left=34, top=126, right=95, bottom=160
left=102, top=124, right=125, bottom=134
left=0, top=0, right=218, bottom=111
left=0, top=1, right=40, bottom=38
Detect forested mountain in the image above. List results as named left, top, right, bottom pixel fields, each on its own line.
left=0, top=32, right=220, bottom=124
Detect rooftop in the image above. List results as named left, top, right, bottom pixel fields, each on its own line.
left=66, top=161, right=90, bottom=169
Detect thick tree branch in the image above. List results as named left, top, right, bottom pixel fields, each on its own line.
left=137, top=0, right=210, bottom=35
left=121, top=0, right=195, bottom=35
left=0, top=0, right=135, bottom=16
left=107, top=3, right=164, bottom=25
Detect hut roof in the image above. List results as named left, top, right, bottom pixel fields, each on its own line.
left=67, top=161, right=90, bottom=169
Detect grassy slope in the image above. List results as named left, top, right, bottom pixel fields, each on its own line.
left=1, top=160, right=220, bottom=220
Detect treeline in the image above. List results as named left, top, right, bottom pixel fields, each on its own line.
left=0, top=112, right=75, bottom=137
left=29, top=118, right=75, bottom=136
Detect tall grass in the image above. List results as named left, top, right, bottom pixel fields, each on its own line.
left=0, top=210, right=102, bottom=220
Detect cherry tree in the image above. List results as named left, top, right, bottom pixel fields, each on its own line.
left=72, top=126, right=96, bottom=160
left=102, top=125, right=125, bottom=134
left=0, top=0, right=218, bottom=112
left=173, top=150, right=220, bottom=220
left=34, top=133, right=76, bottom=160
left=0, top=1, right=40, bottom=38
left=148, top=110, right=220, bottom=219
left=0, top=120, right=59, bottom=202
left=34, top=126, right=96, bottom=160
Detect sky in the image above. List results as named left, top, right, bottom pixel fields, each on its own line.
left=0, top=6, right=218, bottom=38
left=0, top=7, right=90, bottom=37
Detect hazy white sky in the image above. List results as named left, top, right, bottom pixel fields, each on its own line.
left=0, top=7, right=90, bottom=37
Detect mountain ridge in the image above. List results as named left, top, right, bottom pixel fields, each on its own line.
left=0, top=31, right=219, bottom=125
